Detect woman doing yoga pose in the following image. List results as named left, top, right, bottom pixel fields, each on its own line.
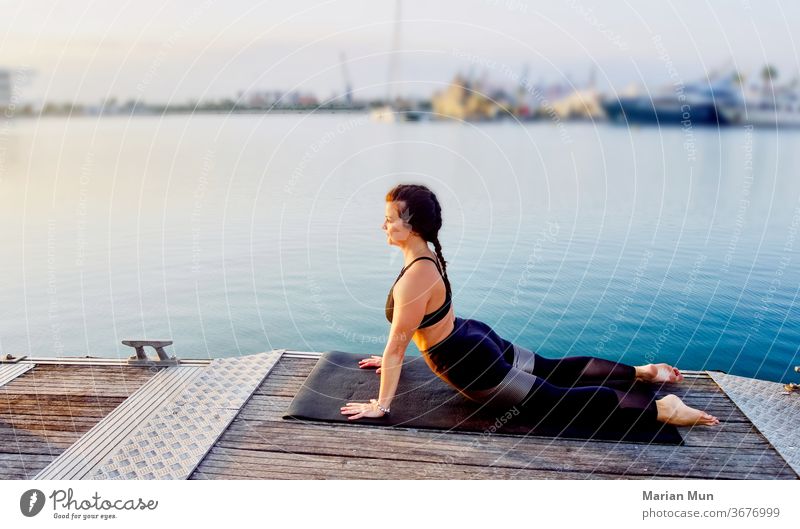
left=340, top=184, right=719, bottom=429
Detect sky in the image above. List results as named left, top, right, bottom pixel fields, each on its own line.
left=1, top=0, right=798, bottom=105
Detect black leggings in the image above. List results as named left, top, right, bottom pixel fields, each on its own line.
left=516, top=354, right=660, bottom=431
left=422, top=317, right=661, bottom=431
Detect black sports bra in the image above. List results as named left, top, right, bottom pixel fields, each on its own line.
left=385, top=256, right=452, bottom=328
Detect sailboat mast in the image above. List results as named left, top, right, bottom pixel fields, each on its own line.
left=387, top=0, right=402, bottom=105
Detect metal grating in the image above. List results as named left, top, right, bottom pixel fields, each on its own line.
left=89, top=350, right=283, bottom=480
left=0, top=363, right=35, bottom=387
left=88, top=350, right=283, bottom=480
left=709, top=370, right=800, bottom=476
left=34, top=350, right=284, bottom=480
left=34, top=366, right=205, bottom=479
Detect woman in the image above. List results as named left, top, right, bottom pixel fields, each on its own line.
left=340, top=184, right=719, bottom=431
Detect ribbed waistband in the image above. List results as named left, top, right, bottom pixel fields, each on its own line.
left=511, top=343, right=536, bottom=373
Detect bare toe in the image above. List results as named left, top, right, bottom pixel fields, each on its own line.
left=655, top=364, right=674, bottom=383
left=653, top=363, right=684, bottom=383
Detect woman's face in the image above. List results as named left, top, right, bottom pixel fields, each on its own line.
left=382, top=201, right=413, bottom=246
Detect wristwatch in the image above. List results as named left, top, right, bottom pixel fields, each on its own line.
left=370, top=398, right=390, bottom=415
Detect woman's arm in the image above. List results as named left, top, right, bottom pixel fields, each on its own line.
left=341, top=265, right=435, bottom=420
left=375, top=267, right=432, bottom=410
left=377, top=325, right=412, bottom=410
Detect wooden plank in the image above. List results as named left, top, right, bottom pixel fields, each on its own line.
left=191, top=445, right=788, bottom=480
left=211, top=418, right=793, bottom=479
left=191, top=446, right=668, bottom=480
left=0, top=452, right=56, bottom=480
left=1, top=364, right=163, bottom=397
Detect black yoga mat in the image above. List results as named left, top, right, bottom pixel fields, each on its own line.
left=283, top=350, right=683, bottom=445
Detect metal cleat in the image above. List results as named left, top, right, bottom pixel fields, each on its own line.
left=783, top=366, right=800, bottom=394
left=0, top=353, right=27, bottom=364
left=122, top=340, right=180, bottom=366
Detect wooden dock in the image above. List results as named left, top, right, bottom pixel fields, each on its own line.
left=1, top=350, right=798, bottom=480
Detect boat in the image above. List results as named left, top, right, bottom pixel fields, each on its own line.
left=369, top=100, right=430, bottom=122
left=369, top=104, right=397, bottom=122
left=717, top=68, right=800, bottom=127
left=601, top=71, right=741, bottom=126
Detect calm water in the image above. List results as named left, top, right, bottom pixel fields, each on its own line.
left=0, top=114, right=798, bottom=383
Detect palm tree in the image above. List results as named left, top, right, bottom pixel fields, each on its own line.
left=761, top=64, right=778, bottom=83
left=761, top=64, right=778, bottom=96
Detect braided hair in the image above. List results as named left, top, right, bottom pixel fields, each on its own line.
left=385, top=184, right=451, bottom=295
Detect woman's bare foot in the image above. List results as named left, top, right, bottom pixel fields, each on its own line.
left=656, top=394, right=719, bottom=426
left=636, top=363, right=684, bottom=384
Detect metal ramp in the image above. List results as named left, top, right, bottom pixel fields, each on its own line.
left=34, top=349, right=284, bottom=480
left=709, top=370, right=800, bottom=475
left=0, top=363, right=35, bottom=387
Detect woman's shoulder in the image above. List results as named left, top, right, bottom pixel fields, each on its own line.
left=399, top=257, right=440, bottom=278
left=395, top=258, right=442, bottom=291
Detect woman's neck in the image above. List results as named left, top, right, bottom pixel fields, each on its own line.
left=401, top=238, right=434, bottom=264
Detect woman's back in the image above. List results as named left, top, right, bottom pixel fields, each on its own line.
left=385, top=256, right=451, bottom=328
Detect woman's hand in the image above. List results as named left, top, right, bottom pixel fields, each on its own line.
left=340, top=400, right=386, bottom=420
left=358, top=354, right=382, bottom=374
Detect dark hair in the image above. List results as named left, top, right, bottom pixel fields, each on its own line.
left=385, top=184, right=451, bottom=294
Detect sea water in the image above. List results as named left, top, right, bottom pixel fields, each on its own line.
left=0, top=114, right=797, bottom=383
